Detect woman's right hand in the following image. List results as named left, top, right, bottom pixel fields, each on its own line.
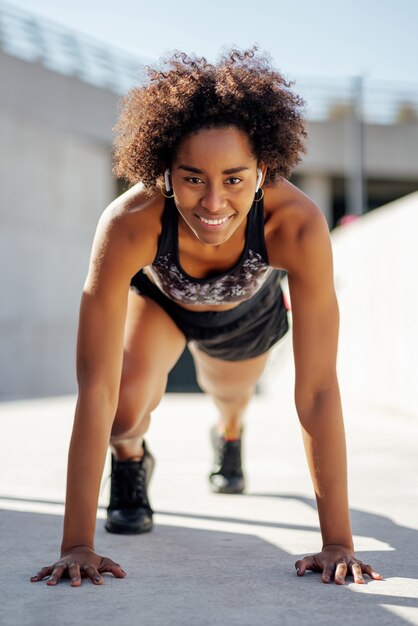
left=30, top=545, right=126, bottom=587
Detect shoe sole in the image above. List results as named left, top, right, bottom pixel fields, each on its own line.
left=209, top=480, right=245, bottom=495
left=104, top=519, right=153, bottom=534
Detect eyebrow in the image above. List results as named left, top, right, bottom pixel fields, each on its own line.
left=177, top=165, right=250, bottom=175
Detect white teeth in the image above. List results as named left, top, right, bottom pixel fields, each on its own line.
left=199, top=216, right=229, bottom=225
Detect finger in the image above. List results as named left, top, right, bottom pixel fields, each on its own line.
left=351, top=562, right=365, bottom=584
left=99, top=558, right=126, bottom=578
left=82, top=563, right=103, bottom=585
left=295, top=557, right=317, bottom=577
left=98, top=562, right=126, bottom=578
left=30, top=566, right=54, bottom=582
left=334, top=562, right=348, bottom=585
left=322, top=564, right=335, bottom=584
left=361, top=563, right=383, bottom=580
left=47, top=564, right=66, bottom=586
left=68, top=561, right=82, bottom=587
left=295, top=558, right=309, bottom=576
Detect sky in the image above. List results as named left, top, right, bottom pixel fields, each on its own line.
left=2, top=0, right=418, bottom=84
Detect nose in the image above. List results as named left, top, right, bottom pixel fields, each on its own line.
left=200, top=183, right=228, bottom=214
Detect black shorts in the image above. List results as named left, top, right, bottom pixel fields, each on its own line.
left=130, top=270, right=289, bottom=361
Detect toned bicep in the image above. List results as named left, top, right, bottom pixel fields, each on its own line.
left=287, top=215, right=340, bottom=400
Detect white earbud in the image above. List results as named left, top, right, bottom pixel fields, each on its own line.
left=255, top=168, right=263, bottom=192
left=164, top=168, right=171, bottom=193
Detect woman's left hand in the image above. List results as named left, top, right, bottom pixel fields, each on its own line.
left=295, top=544, right=383, bottom=584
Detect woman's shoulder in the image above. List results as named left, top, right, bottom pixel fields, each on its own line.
left=92, top=184, right=166, bottom=272
left=105, top=183, right=165, bottom=228
left=104, top=183, right=164, bottom=242
left=264, top=178, right=330, bottom=270
left=264, top=178, right=324, bottom=230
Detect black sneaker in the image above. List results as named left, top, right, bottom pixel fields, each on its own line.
left=209, top=426, right=246, bottom=494
left=105, top=440, right=155, bottom=534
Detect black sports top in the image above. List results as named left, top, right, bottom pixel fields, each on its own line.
left=137, top=196, right=278, bottom=307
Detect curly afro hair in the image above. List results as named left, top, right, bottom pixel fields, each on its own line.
left=113, top=46, right=307, bottom=191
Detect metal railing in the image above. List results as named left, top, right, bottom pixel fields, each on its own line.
left=1, top=1, right=418, bottom=125
left=295, top=75, right=418, bottom=125
left=0, top=1, right=147, bottom=94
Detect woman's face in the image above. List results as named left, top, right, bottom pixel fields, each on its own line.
left=170, top=126, right=265, bottom=246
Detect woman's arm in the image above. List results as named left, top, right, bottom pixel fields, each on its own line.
left=288, top=213, right=352, bottom=549
left=277, top=207, right=382, bottom=584
left=61, top=288, right=130, bottom=554
left=31, top=195, right=158, bottom=586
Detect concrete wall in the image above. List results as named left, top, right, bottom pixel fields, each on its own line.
left=332, top=192, right=418, bottom=416
left=0, top=109, right=114, bottom=399
left=300, top=119, right=418, bottom=177
left=0, top=51, right=118, bottom=144
left=0, top=52, right=118, bottom=399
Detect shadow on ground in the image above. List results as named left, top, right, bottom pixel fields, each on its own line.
left=1, top=493, right=417, bottom=626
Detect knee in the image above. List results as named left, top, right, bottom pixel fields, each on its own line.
left=213, top=386, right=255, bottom=405
left=111, top=371, right=167, bottom=438
left=197, top=372, right=255, bottom=404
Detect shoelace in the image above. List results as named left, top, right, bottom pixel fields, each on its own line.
left=109, top=458, right=150, bottom=510
left=217, top=440, right=242, bottom=476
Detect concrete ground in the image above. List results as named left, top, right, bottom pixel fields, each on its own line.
left=1, top=391, right=417, bottom=626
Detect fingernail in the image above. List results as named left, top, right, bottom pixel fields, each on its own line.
left=121, top=569, right=126, bottom=574
left=71, top=577, right=78, bottom=583
left=296, top=567, right=300, bottom=573
left=95, top=575, right=101, bottom=582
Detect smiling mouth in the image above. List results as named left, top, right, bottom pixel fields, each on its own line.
left=197, top=215, right=232, bottom=226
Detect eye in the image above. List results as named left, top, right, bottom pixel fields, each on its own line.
left=225, top=177, right=242, bottom=185
left=185, top=176, right=203, bottom=184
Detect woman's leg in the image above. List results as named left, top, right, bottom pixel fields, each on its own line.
left=110, top=289, right=187, bottom=460
left=189, top=343, right=271, bottom=493
left=106, top=289, right=186, bottom=534
left=189, top=342, right=270, bottom=438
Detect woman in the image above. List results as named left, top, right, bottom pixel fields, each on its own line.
left=30, top=48, right=382, bottom=587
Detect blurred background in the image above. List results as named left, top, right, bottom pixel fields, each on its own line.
left=0, top=0, right=417, bottom=404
